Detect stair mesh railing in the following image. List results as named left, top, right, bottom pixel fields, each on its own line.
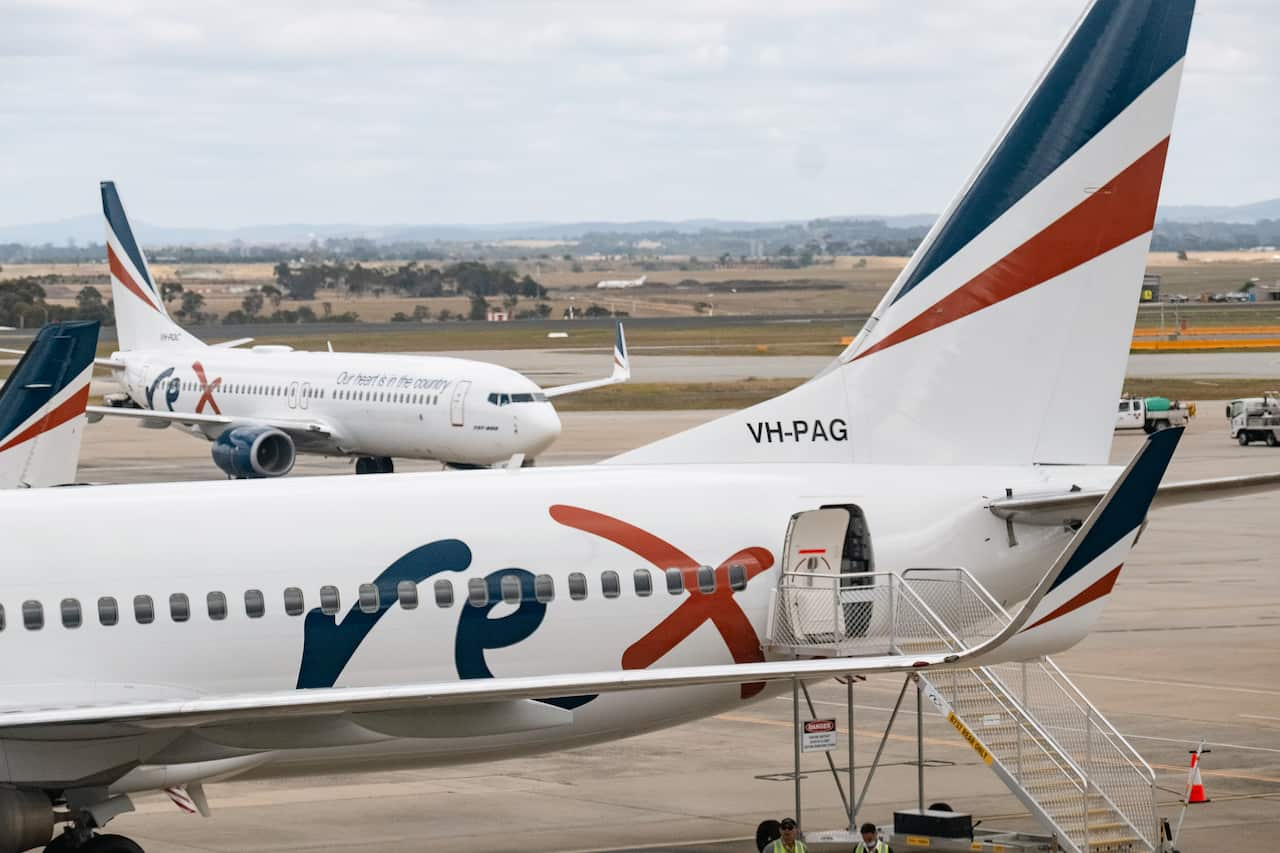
left=985, top=661, right=1159, bottom=850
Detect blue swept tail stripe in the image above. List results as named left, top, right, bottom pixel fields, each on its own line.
left=101, top=181, right=155, bottom=292
left=0, top=321, right=100, bottom=442
left=893, top=0, right=1194, bottom=304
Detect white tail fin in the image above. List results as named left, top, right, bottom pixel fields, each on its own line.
left=610, top=0, right=1194, bottom=468
left=0, top=321, right=99, bottom=488
left=101, top=181, right=203, bottom=352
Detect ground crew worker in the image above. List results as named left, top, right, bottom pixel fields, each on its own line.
left=854, top=821, right=891, bottom=853
left=762, top=817, right=806, bottom=853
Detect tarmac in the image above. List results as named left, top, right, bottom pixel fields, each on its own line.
left=76, top=408, right=1280, bottom=852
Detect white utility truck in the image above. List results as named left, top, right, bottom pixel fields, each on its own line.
left=1228, top=394, right=1280, bottom=447
left=1116, top=396, right=1193, bottom=433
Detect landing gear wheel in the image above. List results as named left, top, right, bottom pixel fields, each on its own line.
left=355, top=457, right=375, bottom=475
left=1239, top=431, right=1251, bottom=446
left=82, top=836, right=144, bottom=853
left=376, top=456, right=394, bottom=474
left=755, top=819, right=782, bottom=852
left=1268, top=432, right=1279, bottom=447
left=44, top=832, right=82, bottom=853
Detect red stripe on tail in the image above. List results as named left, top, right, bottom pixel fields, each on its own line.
left=0, top=385, right=91, bottom=452
left=856, top=138, right=1170, bottom=362
left=108, top=245, right=160, bottom=312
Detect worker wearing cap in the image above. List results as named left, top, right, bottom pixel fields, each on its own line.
left=855, top=821, right=891, bottom=853
left=762, top=817, right=807, bottom=853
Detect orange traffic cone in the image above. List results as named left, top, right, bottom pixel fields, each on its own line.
left=1186, top=750, right=1210, bottom=804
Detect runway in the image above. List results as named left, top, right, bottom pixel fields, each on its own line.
left=412, top=349, right=1280, bottom=386
left=75, top=409, right=1280, bottom=852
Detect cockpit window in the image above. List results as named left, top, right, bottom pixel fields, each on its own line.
left=489, top=392, right=548, bottom=405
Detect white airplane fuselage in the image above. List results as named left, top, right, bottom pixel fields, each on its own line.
left=0, top=459, right=1115, bottom=788
left=111, top=347, right=563, bottom=466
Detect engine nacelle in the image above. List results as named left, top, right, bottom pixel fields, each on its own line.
left=211, top=426, right=296, bottom=479
left=0, top=789, right=53, bottom=853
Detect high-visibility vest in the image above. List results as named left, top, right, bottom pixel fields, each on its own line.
left=855, top=841, right=889, bottom=853
left=767, top=842, right=806, bottom=853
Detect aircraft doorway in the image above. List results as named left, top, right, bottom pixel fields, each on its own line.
left=450, top=380, right=470, bottom=427
left=781, top=505, right=875, bottom=641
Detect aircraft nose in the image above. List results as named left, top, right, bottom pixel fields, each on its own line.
left=526, top=403, right=562, bottom=456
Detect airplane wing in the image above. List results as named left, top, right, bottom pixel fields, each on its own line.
left=543, top=322, right=629, bottom=398
left=84, top=405, right=337, bottom=445
left=988, top=471, right=1280, bottom=526
left=211, top=337, right=254, bottom=349
left=0, top=428, right=1177, bottom=735
left=85, top=405, right=231, bottom=427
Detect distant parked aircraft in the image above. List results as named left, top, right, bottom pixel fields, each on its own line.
left=596, top=275, right=646, bottom=289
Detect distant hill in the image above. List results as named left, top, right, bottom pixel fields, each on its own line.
left=1156, top=199, right=1280, bottom=224
left=1, top=202, right=1275, bottom=249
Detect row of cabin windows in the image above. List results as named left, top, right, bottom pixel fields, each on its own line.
left=177, top=380, right=441, bottom=408
left=0, top=566, right=749, bottom=631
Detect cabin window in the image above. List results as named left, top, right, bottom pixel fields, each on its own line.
left=23, top=600, right=43, bottom=630
left=568, top=572, right=588, bottom=601
left=397, top=580, right=418, bottom=610
left=134, top=594, right=155, bottom=624
left=533, top=574, right=555, bottom=603
left=467, top=578, right=489, bottom=607
left=666, top=568, right=684, bottom=595
left=245, top=589, right=265, bottom=618
left=358, top=583, right=380, bottom=614
left=320, top=585, right=341, bottom=615
left=170, top=593, right=191, bottom=622
left=728, top=563, right=748, bottom=591
left=98, top=596, right=118, bottom=626
left=500, top=575, right=522, bottom=605
left=283, top=587, right=305, bottom=616
left=434, top=579, right=454, bottom=608
left=601, top=571, right=621, bottom=599
left=697, top=566, right=715, bottom=593
left=633, top=569, right=653, bottom=597
left=207, top=591, right=228, bottom=621
left=0, top=603, right=5, bottom=631
left=61, top=598, right=82, bottom=629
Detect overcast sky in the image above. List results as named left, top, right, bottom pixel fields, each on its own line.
left=1, top=0, right=1275, bottom=228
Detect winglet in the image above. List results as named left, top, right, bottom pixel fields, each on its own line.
left=542, top=322, right=631, bottom=398
left=611, top=322, right=629, bottom=382
left=981, top=426, right=1182, bottom=662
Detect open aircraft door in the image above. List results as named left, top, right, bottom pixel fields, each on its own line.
left=450, top=380, right=470, bottom=427
left=781, top=505, right=874, bottom=641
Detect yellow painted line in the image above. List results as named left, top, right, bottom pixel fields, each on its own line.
left=1130, top=338, right=1280, bottom=350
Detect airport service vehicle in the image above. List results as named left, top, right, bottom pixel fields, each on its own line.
left=4, top=3, right=1276, bottom=851
left=0, top=321, right=98, bottom=488
left=88, top=184, right=629, bottom=478
left=1115, top=396, right=1192, bottom=432
left=1227, top=393, right=1280, bottom=446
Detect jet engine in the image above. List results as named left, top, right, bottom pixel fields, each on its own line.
left=211, top=426, right=296, bottom=479
left=0, top=788, right=53, bottom=853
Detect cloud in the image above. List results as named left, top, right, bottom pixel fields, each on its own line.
left=0, top=0, right=1276, bottom=227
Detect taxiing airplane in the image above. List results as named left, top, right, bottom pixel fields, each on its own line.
left=88, top=186, right=629, bottom=477
left=0, top=321, right=99, bottom=488
left=596, top=274, right=646, bottom=289
left=2, top=3, right=1270, bottom=852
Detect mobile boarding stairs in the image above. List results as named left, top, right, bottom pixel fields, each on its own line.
left=765, top=567, right=1167, bottom=853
